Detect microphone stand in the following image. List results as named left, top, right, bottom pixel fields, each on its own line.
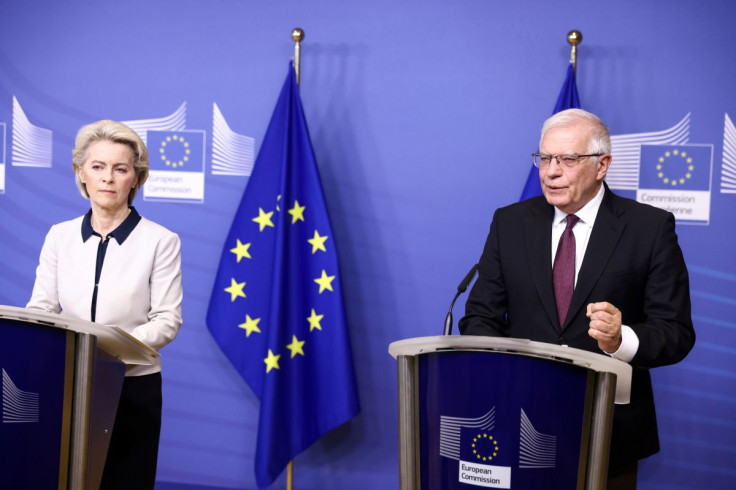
left=443, top=264, right=479, bottom=335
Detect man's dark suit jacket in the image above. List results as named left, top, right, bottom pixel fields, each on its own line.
left=458, top=184, right=695, bottom=470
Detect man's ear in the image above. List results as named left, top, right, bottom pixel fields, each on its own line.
left=596, top=154, right=612, bottom=181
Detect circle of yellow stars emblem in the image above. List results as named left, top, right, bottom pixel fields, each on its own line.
left=656, top=148, right=694, bottom=187
left=472, top=432, right=500, bottom=462
left=222, top=193, right=338, bottom=376
left=159, top=134, right=191, bottom=168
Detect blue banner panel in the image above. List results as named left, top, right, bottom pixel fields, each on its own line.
left=0, top=320, right=70, bottom=489
left=418, top=351, right=593, bottom=489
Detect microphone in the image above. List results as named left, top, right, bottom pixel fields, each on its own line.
left=443, top=263, right=479, bottom=335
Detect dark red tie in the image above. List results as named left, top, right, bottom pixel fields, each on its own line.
left=553, top=214, right=580, bottom=326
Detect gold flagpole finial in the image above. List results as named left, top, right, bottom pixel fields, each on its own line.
left=292, top=28, right=305, bottom=87
left=567, top=30, right=582, bottom=77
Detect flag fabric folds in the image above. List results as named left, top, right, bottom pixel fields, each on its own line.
left=206, top=63, right=360, bottom=488
left=519, top=63, right=581, bottom=201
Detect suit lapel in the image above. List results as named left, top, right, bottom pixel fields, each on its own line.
left=524, top=200, right=560, bottom=331
left=565, top=187, right=625, bottom=327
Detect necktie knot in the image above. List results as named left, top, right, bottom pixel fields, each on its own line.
left=565, top=214, right=580, bottom=230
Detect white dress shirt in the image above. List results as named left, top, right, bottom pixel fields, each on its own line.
left=27, top=210, right=182, bottom=376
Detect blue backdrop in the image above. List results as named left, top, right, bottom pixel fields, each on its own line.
left=0, top=1, right=734, bottom=489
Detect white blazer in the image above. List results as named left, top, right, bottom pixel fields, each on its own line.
left=27, top=213, right=182, bottom=376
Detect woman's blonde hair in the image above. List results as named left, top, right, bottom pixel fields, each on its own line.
left=72, top=120, right=149, bottom=205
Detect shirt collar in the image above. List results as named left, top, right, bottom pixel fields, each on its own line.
left=553, top=182, right=605, bottom=226
left=81, top=207, right=142, bottom=244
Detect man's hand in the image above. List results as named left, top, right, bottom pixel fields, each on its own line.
left=587, top=302, right=622, bottom=353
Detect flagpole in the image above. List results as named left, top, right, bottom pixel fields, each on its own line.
left=567, top=30, right=582, bottom=76
left=292, top=27, right=304, bottom=87
left=285, top=28, right=304, bottom=490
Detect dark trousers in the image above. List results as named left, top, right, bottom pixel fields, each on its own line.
left=100, top=372, right=162, bottom=490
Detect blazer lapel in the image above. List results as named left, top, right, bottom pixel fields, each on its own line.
left=565, top=187, right=625, bottom=327
left=524, top=200, right=560, bottom=331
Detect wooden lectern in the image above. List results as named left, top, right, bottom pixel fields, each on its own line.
left=0, top=305, right=158, bottom=490
left=389, top=336, right=631, bottom=490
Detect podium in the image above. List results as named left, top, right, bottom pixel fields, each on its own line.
left=389, top=336, right=632, bottom=490
left=0, top=305, right=158, bottom=490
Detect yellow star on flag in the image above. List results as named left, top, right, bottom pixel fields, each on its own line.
left=238, top=315, right=261, bottom=337
left=264, top=349, right=281, bottom=373
left=288, top=200, right=306, bottom=224
left=230, top=239, right=252, bottom=262
left=286, top=335, right=306, bottom=358
left=314, top=270, right=335, bottom=294
left=307, top=308, right=324, bottom=331
left=252, top=208, right=275, bottom=231
left=308, top=230, right=328, bottom=254
left=224, top=278, right=246, bottom=302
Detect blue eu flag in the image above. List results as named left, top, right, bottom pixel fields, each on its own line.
left=206, top=63, right=360, bottom=487
left=520, top=63, right=581, bottom=201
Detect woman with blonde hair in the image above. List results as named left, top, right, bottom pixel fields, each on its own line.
left=27, top=120, right=183, bottom=489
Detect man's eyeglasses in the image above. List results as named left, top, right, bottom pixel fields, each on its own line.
left=532, top=153, right=604, bottom=169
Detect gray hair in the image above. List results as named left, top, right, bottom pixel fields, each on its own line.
left=72, top=120, right=149, bottom=205
left=540, top=108, right=611, bottom=155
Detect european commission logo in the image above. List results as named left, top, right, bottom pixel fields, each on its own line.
left=438, top=406, right=561, bottom=488
left=637, top=144, right=712, bottom=224
left=0, top=99, right=255, bottom=197
left=606, top=113, right=718, bottom=225
left=143, top=129, right=206, bottom=203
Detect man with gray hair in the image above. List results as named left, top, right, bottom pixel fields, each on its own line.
left=460, top=108, right=695, bottom=488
